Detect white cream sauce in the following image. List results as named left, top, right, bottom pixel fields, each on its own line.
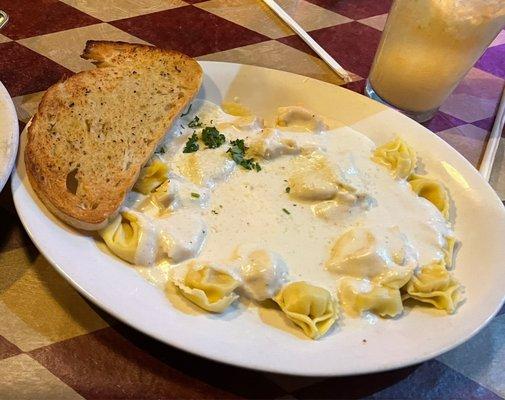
left=122, top=100, right=452, bottom=296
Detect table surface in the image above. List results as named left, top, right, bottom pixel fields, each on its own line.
left=1, top=0, right=504, bottom=398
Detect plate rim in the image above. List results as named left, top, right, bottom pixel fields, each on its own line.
left=0, top=81, right=19, bottom=192
left=11, top=61, right=505, bottom=377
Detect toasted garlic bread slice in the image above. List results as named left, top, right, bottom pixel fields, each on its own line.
left=25, top=41, right=202, bottom=230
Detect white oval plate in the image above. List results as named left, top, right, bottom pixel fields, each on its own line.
left=12, top=62, right=505, bottom=376
left=0, top=81, right=19, bottom=192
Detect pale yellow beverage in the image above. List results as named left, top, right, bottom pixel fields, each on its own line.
left=367, top=0, right=505, bottom=121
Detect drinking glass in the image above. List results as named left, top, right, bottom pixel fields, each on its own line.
left=365, top=0, right=505, bottom=122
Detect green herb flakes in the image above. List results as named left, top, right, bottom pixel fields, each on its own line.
left=183, top=133, right=199, bottom=153
left=202, top=126, right=226, bottom=149
left=191, top=192, right=200, bottom=198
left=188, top=115, right=203, bottom=128
left=226, top=139, right=261, bottom=172
left=282, top=208, right=291, bottom=215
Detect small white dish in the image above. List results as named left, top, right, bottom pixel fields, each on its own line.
left=11, top=62, right=505, bottom=376
left=0, top=81, right=19, bottom=192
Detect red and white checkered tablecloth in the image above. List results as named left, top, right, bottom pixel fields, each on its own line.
left=0, top=0, right=504, bottom=398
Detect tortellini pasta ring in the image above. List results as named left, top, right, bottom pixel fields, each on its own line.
left=276, top=106, right=329, bottom=132
left=404, top=262, right=462, bottom=314
left=372, top=137, right=417, bottom=180
left=288, top=153, right=350, bottom=202
left=134, top=159, right=169, bottom=195
left=173, top=263, right=241, bottom=313
left=99, top=211, right=141, bottom=264
left=339, top=278, right=404, bottom=318
left=372, top=267, right=413, bottom=290
left=443, top=236, right=457, bottom=269
left=408, top=176, right=450, bottom=218
left=274, top=281, right=338, bottom=339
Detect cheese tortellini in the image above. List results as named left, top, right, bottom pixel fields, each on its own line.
left=409, top=175, right=450, bottom=218
left=274, top=281, right=338, bottom=339
left=249, top=128, right=299, bottom=159
left=238, top=249, right=288, bottom=301
left=146, top=173, right=210, bottom=215
left=173, top=149, right=236, bottom=188
left=404, top=262, right=462, bottom=314
left=373, top=267, right=413, bottom=290
left=100, top=212, right=140, bottom=264
left=98, top=100, right=464, bottom=340
left=172, top=263, right=241, bottom=313
left=339, top=278, right=404, bottom=318
left=332, top=227, right=415, bottom=318
left=288, top=152, right=355, bottom=202
left=443, top=236, right=457, bottom=269
left=326, top=227, right=417, bottom=279
left=276, top=106, right=328, bottom=133
left=134, top=159, right=168, bottom=195
left=372, top=137, right=417, bottom=179
left=312, top=193, right=375, bottom=223
left=249, top=128, right=321, bottom=160
left=99, top=211, right=156, bottom=265
left=100, top=208, right=206, bottom=266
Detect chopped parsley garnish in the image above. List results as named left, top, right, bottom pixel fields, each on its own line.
left=188, top=115, right=202, bottom=128
left=201, top=126, right=226, bottom=149
left=282, top=208, right=291, bottom=215
left=227, top=139, right=246, bottom=162
left=211, top=210, right=219, bottom=215
left=285, top=186, right=290, bottom=193
left=183, top=133, right=199, bottom=153
left=226, top=139, right=261, bottom=171
left=191, top=192, right=200, bottom=198
left=181, top=104, right=192, bottom=117
left=158, top=147, right=166, bottom=154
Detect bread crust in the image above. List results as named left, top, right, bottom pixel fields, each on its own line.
left=25, top=41, right=203, bottom=230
